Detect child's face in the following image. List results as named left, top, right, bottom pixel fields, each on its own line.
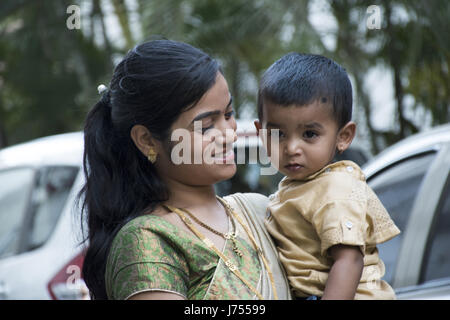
left=256, top=100, right=354, bottom=180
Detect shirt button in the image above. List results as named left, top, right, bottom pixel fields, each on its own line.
left=345, top=221, right=353, bottom=229
left=346, top=166, right=354, bottom=172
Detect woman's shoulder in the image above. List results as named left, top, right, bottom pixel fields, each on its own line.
left=114, top=214, right=171, bottom=240
left=105, top=214, right=192, bottom=300
left=224, top=192, right=270, bottom=221
left=108, top=214, right=190, bottom=269
left=225, top=192, right=270, bottom=204
left=106, top=214, right=191, bottom=285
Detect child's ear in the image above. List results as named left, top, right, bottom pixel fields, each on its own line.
left=336, top=121, right=356, bottom=153
left=254, top=120, right=262, bottom=136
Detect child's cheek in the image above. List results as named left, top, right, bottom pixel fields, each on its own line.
left=268, top=144, right=282, bottom=169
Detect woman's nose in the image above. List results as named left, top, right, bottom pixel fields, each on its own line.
left=214, top=129, right=237, bottom=146
left=216, top=117, right=237, bottom=145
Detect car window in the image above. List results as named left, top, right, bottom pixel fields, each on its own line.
left=23, top=166, right=79, bottom=251
left=367, top=152, right=436, bottom=284
left=0, top=168, right=35, bottom=259
left=420, top=175, right=450, bottom=283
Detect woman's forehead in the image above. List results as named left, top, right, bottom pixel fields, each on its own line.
left=174, top=73, right=231, bottom=127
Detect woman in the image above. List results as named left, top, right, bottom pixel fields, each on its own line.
left=80, top=39, right=291, bottom=300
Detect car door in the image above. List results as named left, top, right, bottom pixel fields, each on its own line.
left=0, top=167, right=36, bottom=299
left=396, top=172, right=450, bottom=299
left=367, top=142, right=450, bottom=297
left=393, top=143, right=450, bottom=299
left=0, top=165, right=79, bottom=299
left=367, top=151, right=438, bottom=286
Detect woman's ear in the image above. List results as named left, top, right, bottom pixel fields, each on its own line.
left=336, top=121, right=356, bottom=153
left=130, top=124, right=159, bottom=158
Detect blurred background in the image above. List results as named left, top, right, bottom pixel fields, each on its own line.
left=0, top=0, right=449, bottom=300
left=0, top=0, right=448, bottom=153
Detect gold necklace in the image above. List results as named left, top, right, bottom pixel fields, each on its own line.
left=163, top=196, right=278, bottom=300
left=178, top=202, right=243, bottom=257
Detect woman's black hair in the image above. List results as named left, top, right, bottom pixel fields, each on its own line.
left=78, top=40, right=220, bottom=299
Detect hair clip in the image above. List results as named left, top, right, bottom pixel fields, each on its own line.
left=97, top=84, right=108, bottom=95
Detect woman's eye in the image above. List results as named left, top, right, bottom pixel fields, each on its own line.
left=201, top=125, right=213, bottom=134
left=225, top=110, right=235, bottom=119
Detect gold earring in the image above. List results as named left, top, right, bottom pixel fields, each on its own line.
left=147, top=147, right=157, bottom=163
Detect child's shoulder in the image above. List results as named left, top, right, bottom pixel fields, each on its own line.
left=318, top=160, right=365, bottom=180
left=279, top=161, right=368, bottom=205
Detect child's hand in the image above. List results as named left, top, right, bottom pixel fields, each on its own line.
left=321, top=244, right=364, bottom=300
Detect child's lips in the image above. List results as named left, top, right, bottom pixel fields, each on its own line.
left=284, top=163, right=304, bottom=172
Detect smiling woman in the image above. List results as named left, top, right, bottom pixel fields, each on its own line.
left=78, top=39, right=291, bottom=300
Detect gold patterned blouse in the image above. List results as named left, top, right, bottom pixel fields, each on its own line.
left=265, top=160, right=401, bottom=299
left=105, top=193, right=292, bottom=300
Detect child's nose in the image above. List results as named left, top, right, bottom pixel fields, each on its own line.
left=284, top=138, right=303, bottom=156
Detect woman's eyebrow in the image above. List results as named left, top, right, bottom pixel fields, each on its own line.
left=190, top=96, right=233, bottom=124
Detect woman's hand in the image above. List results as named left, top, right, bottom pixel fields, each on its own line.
left=321, top=244, right=364, bottom=300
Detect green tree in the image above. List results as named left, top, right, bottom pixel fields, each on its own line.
left=0, top=0, right=113, bottom=147
left=0, top=0, right=448, bottom=154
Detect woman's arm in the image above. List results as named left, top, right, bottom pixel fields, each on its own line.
left=128, top=291, right=186, bottom=300
left=321, top=244, right=364, bottom=300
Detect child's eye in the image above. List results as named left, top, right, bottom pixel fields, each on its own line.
left=268, top=129, right=283, bottom=137
left=303, top=130, right=318, bottom=139
left=277, top=130, right=286, bottom=139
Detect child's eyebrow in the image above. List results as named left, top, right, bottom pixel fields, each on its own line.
left=266, top=122, right=281, bottom=128
left=303, top=122, right=324, bottom=130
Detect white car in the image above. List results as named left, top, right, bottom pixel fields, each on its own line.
left=0, top=132, right=88, bottom=299
left=363, top=123, right=450, bottom=299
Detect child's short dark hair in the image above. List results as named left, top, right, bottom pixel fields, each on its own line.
left=257, top=53, right=353, bottom=129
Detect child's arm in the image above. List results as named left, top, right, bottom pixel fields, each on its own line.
left=321, top=244, right=364, bottom=300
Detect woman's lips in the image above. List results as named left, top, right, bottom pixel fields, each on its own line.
left=212, top=149, right=235, bottom=163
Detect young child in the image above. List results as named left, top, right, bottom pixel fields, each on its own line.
left=254, top=53, right=400, bottom=300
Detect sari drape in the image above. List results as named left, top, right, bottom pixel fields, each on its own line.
left=105, top=193, right=292, bottom=300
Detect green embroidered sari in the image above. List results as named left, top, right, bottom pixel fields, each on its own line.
left=105, top=193, right=292, bottom=300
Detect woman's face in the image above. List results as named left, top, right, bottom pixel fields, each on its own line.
left=154, top=72, right=237, bottom=187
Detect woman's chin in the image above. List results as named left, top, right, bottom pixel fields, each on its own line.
left=211, top=162, right=237, bottom=182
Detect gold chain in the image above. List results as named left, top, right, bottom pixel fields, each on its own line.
left=163, top=196, right=278, bottom=300
left=180, top=201, right=235, bottom=237
left=170, top=200, right=242, bottom=257
left=216, top=197, right=278, bottom=300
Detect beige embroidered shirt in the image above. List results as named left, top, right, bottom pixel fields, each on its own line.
left=265, top=160, right=401, bottom=299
